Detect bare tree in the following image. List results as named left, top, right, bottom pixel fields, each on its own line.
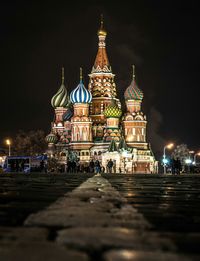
left=14, top=130, right=47, bottom=156
left=171, top=144, right=190, bottom=166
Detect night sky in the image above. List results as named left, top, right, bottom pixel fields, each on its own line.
left=0, top=1, right=199, bottom=155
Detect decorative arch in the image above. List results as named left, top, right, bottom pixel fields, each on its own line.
left=125, top=115, right=134, bottom=121
left=135, top=115, right=143, bottom=120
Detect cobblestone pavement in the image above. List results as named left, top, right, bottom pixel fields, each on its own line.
left=0, top=173, right=93, bottom=225
left=0, top=173, right=200, bottom=260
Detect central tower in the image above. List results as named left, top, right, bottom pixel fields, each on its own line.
left=88, top=17, right=120, bottom=141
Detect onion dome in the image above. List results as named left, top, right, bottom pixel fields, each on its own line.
left=98, top=14, right=107, bottom=36
left=45, top=133, right=58, bottom=144
left=124, top=65, right=143, bottom=101
left=63, top=107, right=74, bottom=121
left=70, top=68, right=92, bottom=104
left=104, top=99, right=122, bottom=118
left=51, top=68, right=69, bottom=108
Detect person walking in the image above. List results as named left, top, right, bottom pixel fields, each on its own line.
left=89, top=159, right=95, bottom=173
left=107, top=159, right=113, bottom=174
left=94, top=160, right=101, bottom=174
left=113, top=160, right=116, bottom=174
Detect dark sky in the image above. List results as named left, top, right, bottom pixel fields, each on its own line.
left=0, top=0, right=199, bottom=155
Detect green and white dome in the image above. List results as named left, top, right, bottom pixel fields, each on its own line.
left=104, top=99, right=122, bottom=118
left=51, top=68, right=69, bottom=108
left=45, top=133, right=58, bottom=144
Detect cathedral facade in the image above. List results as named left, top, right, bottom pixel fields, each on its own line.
left=46, top=20, right=158, bottom=173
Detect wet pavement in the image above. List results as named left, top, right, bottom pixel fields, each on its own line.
left=0, top=173, right=200, bottom=260
left=0, top=173, right=93, bottom=226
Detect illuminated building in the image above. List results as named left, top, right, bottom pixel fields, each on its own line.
left=46, top=19, right=157, bottom=173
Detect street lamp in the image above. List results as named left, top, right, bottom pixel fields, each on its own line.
left=6, top=139, right=11, bottom=156
left=163, top=143, right=174, bottom=174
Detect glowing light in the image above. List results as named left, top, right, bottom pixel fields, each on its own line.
left=185, top=159, right=192, bottom=164
left=6, top=139, right=11, bottom=145
left=166, top=143, right=174, bottom=149
left=162, top=158, right=168, bottom=164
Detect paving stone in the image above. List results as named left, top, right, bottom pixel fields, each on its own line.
left=2, top=173, right=200, bottom=259
left=25, top=175, right=150, bottom=230
left=0, top=227, right=48, bottom=244
left=0, top=243, right=88, bottom=261
left=0, top=173, right=92, bottom=226
left=57, top=227, right=176, bottom=252
left=103, top=249, right=197, bottom=261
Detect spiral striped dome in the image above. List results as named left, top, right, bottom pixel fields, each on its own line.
left=70, top=79, right=92, bottom=104
left=104, top=99, right=122, bottom=118
left=45, top=133, right=58, bottom=144
left=63, top=107, right=74, bottom=121
left=124, top=80, right=143, bottom=101
left=51, top=68, right=68, bottom=108
left=124, top=65, right=143, bottom=101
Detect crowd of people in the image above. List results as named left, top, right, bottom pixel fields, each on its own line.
left=60, top=159, right=116, bottom=174
left=46, top=158, right=117, bottom=174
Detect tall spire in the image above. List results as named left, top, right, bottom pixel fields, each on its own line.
left=132, top=65, right=135, bottom=79
left=80, top=67, right=83, bottom=81
left=100, top=14, right=103, bottom=28
left=61, top=67, right=64, bottom=84
left=98, top=14, right=107, bottom=37
left=94, top=15, right=110, bottom=71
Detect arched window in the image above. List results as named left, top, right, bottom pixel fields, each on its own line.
left=57, top=122, right=63, bottom=127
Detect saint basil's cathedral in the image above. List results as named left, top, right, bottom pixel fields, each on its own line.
left=46, top=19, right=158, bottom=173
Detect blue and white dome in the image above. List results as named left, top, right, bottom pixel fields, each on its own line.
left=70, top=69, right=92, bottom=104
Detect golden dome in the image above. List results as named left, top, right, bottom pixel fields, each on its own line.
left=97, top=15, right=107, bottom=36
left=98, top=28, right=107, bottom=36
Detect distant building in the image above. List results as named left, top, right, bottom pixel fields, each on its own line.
left=46, top=19, right=158, bottom=173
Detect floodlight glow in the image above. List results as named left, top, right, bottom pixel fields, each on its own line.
left=6, top=139, right=11, bottom=145
left=185, top=159, right=192, bottom=164
left=162, top=158, right=168, bottom=164
left=166, top=143, right=174, bottom=149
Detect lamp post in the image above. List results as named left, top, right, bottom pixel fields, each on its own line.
left=163, top=143, right=174, bottom=174
left=6, top=139, right=11, bottom=156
